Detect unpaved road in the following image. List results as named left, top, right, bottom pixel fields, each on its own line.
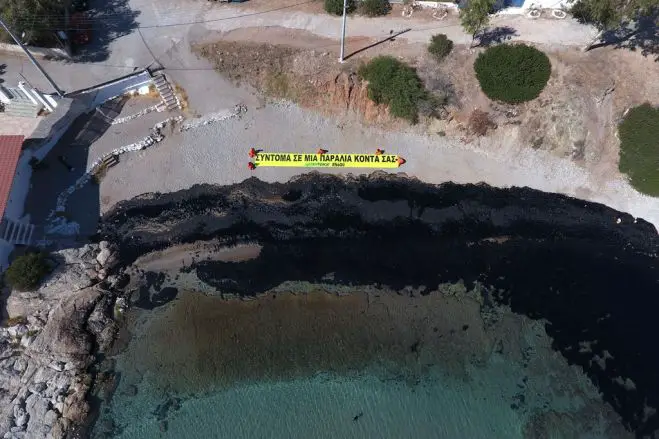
left=1, top=0, right=596, bottom=97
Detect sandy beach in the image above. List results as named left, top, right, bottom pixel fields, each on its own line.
left=93, top=100, right=659, bottom=230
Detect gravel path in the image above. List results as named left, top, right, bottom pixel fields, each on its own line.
left=99, top=101, right=659, bottom=230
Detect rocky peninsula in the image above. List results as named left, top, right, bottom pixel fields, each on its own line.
left=2, top=172, right=659, bottom=438
left=0, top=242, right=124, bottom=439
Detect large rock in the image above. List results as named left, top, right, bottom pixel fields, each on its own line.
left=27, top=287, right=101, bottom=367
left=61, top=389, right=89, bottom=424
left=7, top=325, right=28, bottom=339
left=12, top=406, right=27, bottom=428
left=96, top=249, right=112, bottom=267
left=59, top=244, right=99, bottom=266
left=86, top=295, right=117, bottom=353
left=24, top=393, right=51, bottom=437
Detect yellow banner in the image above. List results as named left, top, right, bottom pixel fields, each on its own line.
left=252, top=153, right=404, bottom=168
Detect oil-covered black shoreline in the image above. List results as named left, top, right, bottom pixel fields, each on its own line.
left=98, top=173, right=659, bottom=436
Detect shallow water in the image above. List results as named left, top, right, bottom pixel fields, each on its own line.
left=108, top=370, right=528, bottom=439
left=92, top=288, right=629, bottom=439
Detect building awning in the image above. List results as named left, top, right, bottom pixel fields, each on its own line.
left=0, top=135, right=25, bottom=220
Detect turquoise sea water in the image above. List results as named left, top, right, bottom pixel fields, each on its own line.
left=108, top=372, right=524, bottom=439
left=93, top=289, right=628, bottom=439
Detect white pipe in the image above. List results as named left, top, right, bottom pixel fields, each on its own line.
left=0, top=87, right=10, bottom=104
left=18, top=82, right=39, bottom=105
left=43, top=94, right=58, bottom=109
left=28, top=87, right=54, bottom=112
left=339, top=0, right=347, bottom=63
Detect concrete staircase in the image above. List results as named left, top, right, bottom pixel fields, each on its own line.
left=152, top=74, right=180, bottom=111
left=1, top=86, right=43, bottom=118
left=0, top=218, right=35, bottom=246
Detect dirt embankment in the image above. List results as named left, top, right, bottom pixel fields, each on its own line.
left=195, top=29, right=659, bottom=181
left=194, top=40, right=394, bottom=124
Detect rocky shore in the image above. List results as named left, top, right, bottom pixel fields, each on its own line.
left=97, top=173, right=659, bottom=437
left=0, top=242, right=125, bottom=439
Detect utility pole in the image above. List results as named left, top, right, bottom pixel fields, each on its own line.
left=0, top=18, right=65, bottom=97
left=339, top=0, right=347, bottom=63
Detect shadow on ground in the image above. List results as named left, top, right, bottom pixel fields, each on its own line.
left=73, top=0, right=140, bottom=62
left=478, top=26, right=518, bottom=47
left=0, top=63, right=5, bottom=84
left=344, top=28, right=412, bottom=60
left=585, top=12, right=658, bottom=61
left=24, top=98, right=127, bottom=249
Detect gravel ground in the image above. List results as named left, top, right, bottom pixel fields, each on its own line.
left=98, top=100, right=659, bottom=230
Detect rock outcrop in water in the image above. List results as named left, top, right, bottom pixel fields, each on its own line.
left=0, top=243, right=123, bottom=439
left=98, top=172, right=659, bottom=437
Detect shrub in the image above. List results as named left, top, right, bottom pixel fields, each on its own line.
left=428, top=34, right=453, bottom=61
left=5, top=253, right=50, bottom=292
left=4, top=316, right=27, bottom=327
left=618, top=103, right=659, bottom=196
left=325, top=0, right=356, bottom=15
left=360, top=0, right=391, bottom=16
left=468, top=109, right=496, bottom=136
left=474, top=43, right=551, bottom=104
left=358, top=56, right=427, bottom=123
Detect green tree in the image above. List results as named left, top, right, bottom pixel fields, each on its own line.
left=5, top=252, right=51, bottom=292
left=474, top=43, right=551, bottom=103
left=325, top=0, right=356, bottom=16
left=570, top=0, right=659, bottom=51
left=618, top=103, right=659, bottom=195
left=459, top=0, right=496, bottom=47
left=0, top=0, right=65, bottom=45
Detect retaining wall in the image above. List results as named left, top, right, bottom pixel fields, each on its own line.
left=0, top=42, right=70, bottom=60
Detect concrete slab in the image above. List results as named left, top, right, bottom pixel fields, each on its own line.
left=0, top=114, right=41, bottom=137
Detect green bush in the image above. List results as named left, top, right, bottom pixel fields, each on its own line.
left=474, top=43, right=551, bottom=104
left=618, top=104, right=659, bottom=196
left=358, top=56, right=427, bottom=123
left=360, top=0, right=391, bottom=16
left=325, top=0, right=356, bottom=15
left=428, top=34, right=453, bottom=61
left=5, top=252, right=50, bottom=291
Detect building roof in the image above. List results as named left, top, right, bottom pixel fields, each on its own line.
left=0, top=135, right=25, bottom=220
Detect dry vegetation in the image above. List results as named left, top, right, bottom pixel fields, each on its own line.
left=468, top=109, right=496, bottom=136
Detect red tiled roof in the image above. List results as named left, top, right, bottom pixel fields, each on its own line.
left=0, top=136, right=25, bottom=220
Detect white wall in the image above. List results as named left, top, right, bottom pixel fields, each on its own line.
left=72, top=71, right=154, bottom=111
left=4, top=152, right=34, bottom=222
left=0, top=152, right=35, bottom=270
left=32, top=115, right=79, bottom=161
